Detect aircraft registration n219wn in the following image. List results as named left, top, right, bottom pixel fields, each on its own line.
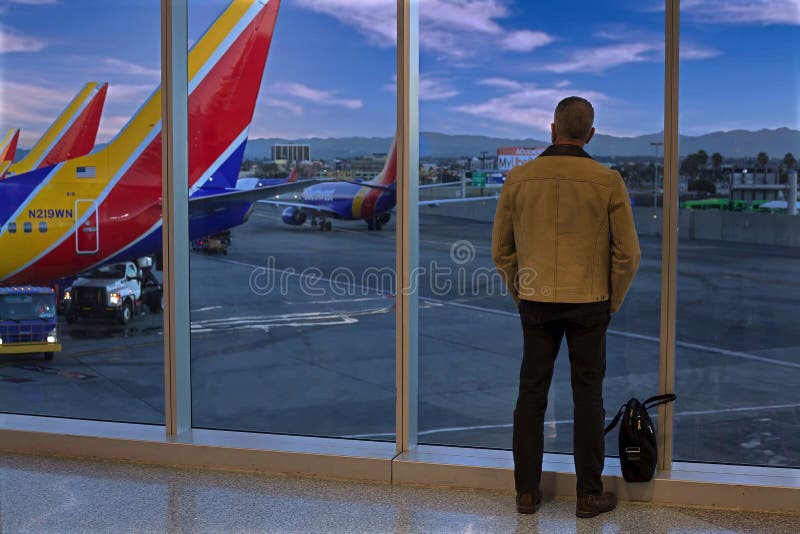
left=0, top=0, right=308, bottom=286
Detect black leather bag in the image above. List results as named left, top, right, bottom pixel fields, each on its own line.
left=604, top=394, right=677, bottom=482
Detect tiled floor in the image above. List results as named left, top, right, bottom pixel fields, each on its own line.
left=0, top=453, right=797, bottom=533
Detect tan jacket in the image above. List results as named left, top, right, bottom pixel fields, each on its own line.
left=492, top=144, right=640, bottom=313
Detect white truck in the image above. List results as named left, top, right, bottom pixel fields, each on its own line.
left=63, top=257, right=162, bottom=324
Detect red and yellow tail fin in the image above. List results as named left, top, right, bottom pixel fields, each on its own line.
left=371, top=137, right=397, bottom=187
left=7, top=82, right=108, bottom=175
left=0, top=128, right=20, bottom=179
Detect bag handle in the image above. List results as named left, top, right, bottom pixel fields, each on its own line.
left=603, top=394, right=677, bottom=435
left=603, top=404, right=625, bottom=435
left=643, top=394, right=677, bottom=411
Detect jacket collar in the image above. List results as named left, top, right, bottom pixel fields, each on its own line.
left=539, top=144, right=593, bottom=159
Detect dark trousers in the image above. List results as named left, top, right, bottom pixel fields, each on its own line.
left=514, top=299, right=610, bottom=496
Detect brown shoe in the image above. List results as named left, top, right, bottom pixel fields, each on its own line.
left=576, top=492, right=617, bottom=518
left=516, top=490, right=542, bottom=514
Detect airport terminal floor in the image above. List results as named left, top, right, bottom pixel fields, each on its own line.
left=1, top=452, right=798, bottom=534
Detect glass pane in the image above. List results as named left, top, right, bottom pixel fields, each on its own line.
left=0, top=1, right=164, bottom=423
left=417, top=0, right=664, bottom=452
left=676, top=2, right=800, bottom=467
left=188, top=0, right=397, bottom=439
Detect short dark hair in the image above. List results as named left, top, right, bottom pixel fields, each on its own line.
left=554, top=96, right=594, bottom=141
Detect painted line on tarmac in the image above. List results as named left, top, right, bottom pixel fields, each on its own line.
left=437, top=300, right=800, bottom=370
left=202, top=258, right=800, bottom=370
left=341, top=402, right=800, bottom=439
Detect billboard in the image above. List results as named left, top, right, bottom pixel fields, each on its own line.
left=497, top=147, right=546, bottom=171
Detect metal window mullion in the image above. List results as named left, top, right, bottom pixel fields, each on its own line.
left=657, top=0, right=679, bottom=471
left=396, top=0, right=419, bottom=454
left=161, top=0, right=191, bottom=436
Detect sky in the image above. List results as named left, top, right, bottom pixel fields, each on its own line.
left=0, top=0, right=798, bottom=147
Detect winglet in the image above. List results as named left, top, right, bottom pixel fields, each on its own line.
left=7, top=82, right=108, bottom=175
left=0, top=128, right=20, bottom=180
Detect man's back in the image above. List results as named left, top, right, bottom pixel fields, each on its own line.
left=492, top=144, right=640, bottom=312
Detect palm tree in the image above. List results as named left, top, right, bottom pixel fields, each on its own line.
left=711, top=152, right=723, bottom=181
left=784, top=152, right=797, bottom=172
left=757, top=151, right=769, bottom=183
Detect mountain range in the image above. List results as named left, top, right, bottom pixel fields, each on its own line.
left=243, top=128, right=799, bottom=161
left=13, top=128, right=797, bottom=163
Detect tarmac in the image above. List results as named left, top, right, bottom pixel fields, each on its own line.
left=0, top=203, right=798, bottom=468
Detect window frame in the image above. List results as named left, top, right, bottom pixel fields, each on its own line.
left=0, top=0, right=797, bottom=513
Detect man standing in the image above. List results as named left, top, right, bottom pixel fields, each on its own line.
left=492, top=96, right=640, bottom=518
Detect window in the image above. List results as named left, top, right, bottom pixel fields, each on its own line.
left=188, top=0, right=397, bottom=439
left=675, top=2, right=800, bottom=467
left=417, top=0, right=664, bottom=453
left=0, top=1, right=164, bottom=425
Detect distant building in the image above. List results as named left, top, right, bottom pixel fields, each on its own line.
left=497, top=147, right=546, bottom=171
left=351, top=153, right=387, bottom=179
left=729, top=165, right=785, bottom=202
left=272, top=144, right=310, bottom=163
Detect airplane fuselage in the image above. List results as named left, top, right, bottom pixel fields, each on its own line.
left=300, top=181, right=395, bottom=221
left=0, top=163, right=253, bottom=285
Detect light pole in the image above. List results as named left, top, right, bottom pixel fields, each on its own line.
left=651, top=141, right=663, bottom=208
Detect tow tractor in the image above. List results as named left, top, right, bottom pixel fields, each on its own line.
left=0, top=287, right=61, bottom=360
left=62, top=257, right=163, bottom=324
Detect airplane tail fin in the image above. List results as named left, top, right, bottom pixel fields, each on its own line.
left=8, top=82, right=108, bottom=175
left=287, top=162, right=299, bottom=183
left=371, top=136, right=397, bottom=187
left=0, top=128, right=20, bottom=179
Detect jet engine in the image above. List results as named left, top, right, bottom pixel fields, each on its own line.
left=281, top=206, right=307, bottom=226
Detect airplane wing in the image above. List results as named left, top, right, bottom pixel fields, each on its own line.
left=419, top=182, right=468, bottom=189
left=419, top=195, right=499, bottom=206
left=188, top=179, right=324, bottom=213
left=334, top=179, right=394, bottom=192
left=258, top=199, right=339, bottom=217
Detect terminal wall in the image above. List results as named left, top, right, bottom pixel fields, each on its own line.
left=419, top=200, right=800, bottom=248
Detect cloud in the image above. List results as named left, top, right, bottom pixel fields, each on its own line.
left=541, top=39, right=719, bottom=74
left=384, top=74, right=459, bottom=100
left=478, top=77, right=522, bottom=90
left=0, top=27, right=46, bottom=53
left=95, top=115, right=131, bottom=143
left=96, top=57, right=161, bottom=79
left=0, top=82, right=73, bottom=144
left=453, top=81, right=606, bottom=132
left=681, top=43, right=720, bottom=60
left=273, top=82, right=362, bottom=109
left=294, top=0, right=553, bottom=59
left=543, top=42, right=659, bottom=74
left=106, top=84, right=153, bottom=104
left=682, top=0, right=800, bottom=26
left=501, top=30, right=554, bottom=52
left=420, top=78, right=459, bottom=100
left=265, top=98, right=304, bottom=116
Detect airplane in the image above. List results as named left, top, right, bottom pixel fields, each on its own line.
left=0, top=0, right=308, bottom=286
left=0, top=129, right=20, bottom=179
left=236, top=161, right=299, bottom=190
left=4, top=82, right=109, bottom=178
left=261, top=139, right=499, bottom=231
